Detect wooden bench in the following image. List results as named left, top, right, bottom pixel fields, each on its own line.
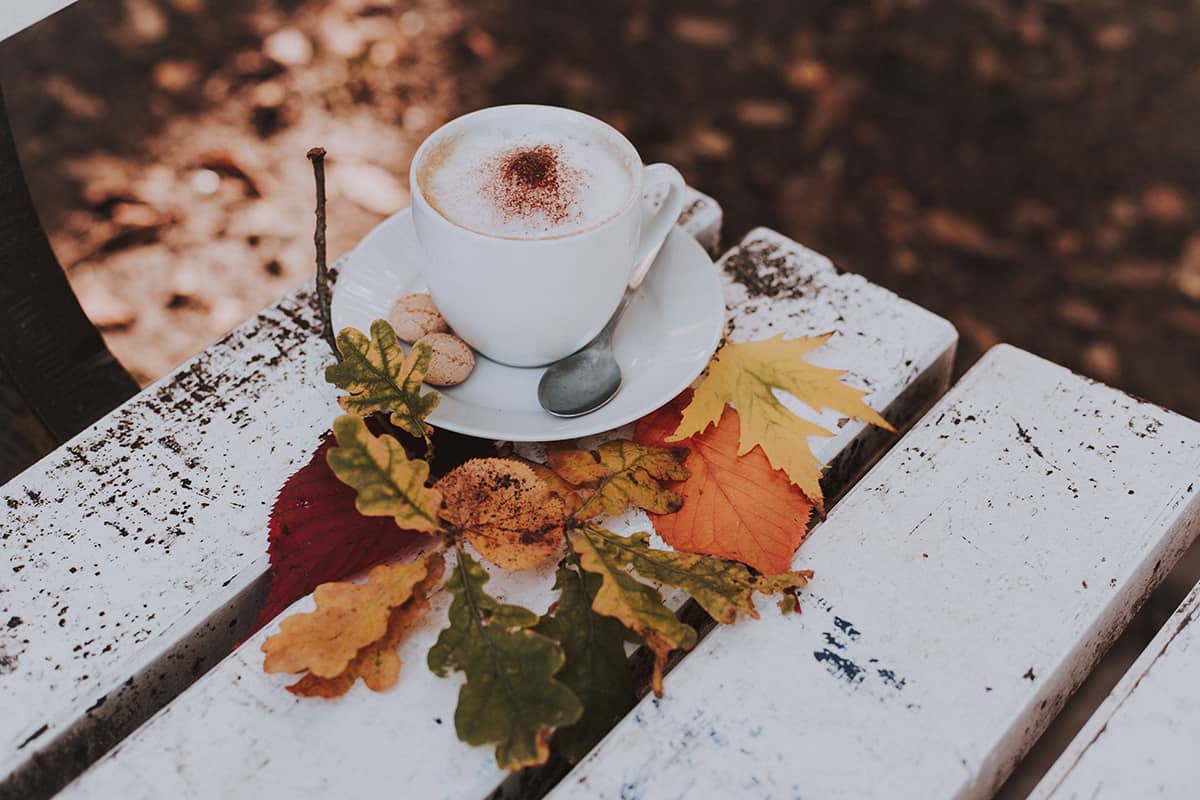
left=40, top=226, right=958, bottom=798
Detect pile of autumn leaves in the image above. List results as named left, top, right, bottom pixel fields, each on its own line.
left=260, top=319, right=892, bottom=769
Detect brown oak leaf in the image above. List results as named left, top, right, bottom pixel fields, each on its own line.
left=437, top=459, right=566, bottom=570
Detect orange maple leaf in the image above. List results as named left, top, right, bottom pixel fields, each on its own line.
left=637, top=392, right=815, bottom=574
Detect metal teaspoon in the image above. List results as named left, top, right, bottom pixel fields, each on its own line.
left=536, top=232, right=670, bottom=417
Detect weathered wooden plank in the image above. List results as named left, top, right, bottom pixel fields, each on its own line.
left=1031, top=582, right=1200, bottom=799
left=545, top=345, right=1200, bottom=800
left=59, top=228, right=957, bottom=799
left=0, top=193, right=720, bottom=799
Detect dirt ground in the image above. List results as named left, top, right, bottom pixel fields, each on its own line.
left=3, top=0, right=1200, bottom=795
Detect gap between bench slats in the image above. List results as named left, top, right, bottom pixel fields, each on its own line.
left=1031, top=580, right=1200, bottom=799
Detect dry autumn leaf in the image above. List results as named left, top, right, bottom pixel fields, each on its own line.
left=325, top=319, right=440, bottom=441
left=436, top=459, right=566, bottom=570
left=534, top=564, right=635, bottom=762
left=585, top=528, right=812, bottom=624
left=262, top=551, right=442, bottom=686
left=525, top=460, right=585, bottom=517
left=637, top=393, right=815, bottom=573
left=428, top=549, right=583, bottom=770
left=326, top=414, right=442, bottom=533
left=548, top=440, right=689, bottom=519
left=286, top=557, right=445, bottom=697
left=669, top=334, right=894, bottom=510
left=249, top=430, right=425, bottom=638
left=570, top=525, right=698, bottom=696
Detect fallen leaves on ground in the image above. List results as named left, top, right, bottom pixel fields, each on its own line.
left=669, top=334, right=893, bottom=510
left=326, top=414, right=442, bottom=533
left=637, top=393, right=815, bottom=573
left=570, top=525, right=698, bottom=696
left=535, top=565, right=635, bottom=762
left=263, top=552, right=444, bottom=696
left=325, top=319, right=440, bottom=441
left=428, top=549, right=583, bottom=770
left=547, top=440, right=689, bottom=519
left=436, top=459, right=565, bottom=570
left=249, top=430, right=425, bottom=637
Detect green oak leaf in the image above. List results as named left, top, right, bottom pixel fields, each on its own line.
left=586, top=529, right=812, bottom=624
left=535, top=564, right=635, bottom=762
left=428, top=550, right=583, bottom=770
left=571, top=525, right=698, bottom=697
left=324, top=319, right=440, bottom=441
left=326, top=414, right=442, bottom=533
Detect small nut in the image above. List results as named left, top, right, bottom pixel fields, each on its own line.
left=388, top=293, right=448, bottom=342
left=416, top=332, right=475, bottom=386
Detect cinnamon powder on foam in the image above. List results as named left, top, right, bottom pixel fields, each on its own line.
left=480, top=144, right=584, bottom=230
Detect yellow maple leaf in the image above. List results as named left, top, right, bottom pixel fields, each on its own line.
left=262, top=552, right=441, bottom=681
left=669, top=334, right=894, bottom=510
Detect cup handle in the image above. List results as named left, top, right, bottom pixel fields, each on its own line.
left=629, top=163, right=686, bottom=289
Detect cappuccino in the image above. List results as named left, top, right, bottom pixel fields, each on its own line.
left=419, top=122, right=635, bottom=240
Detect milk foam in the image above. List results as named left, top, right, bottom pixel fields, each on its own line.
left=421, top=122, right=635, bottom=239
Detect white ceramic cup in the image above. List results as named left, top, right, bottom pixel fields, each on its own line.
left=409, top=104, right=686, bottom=367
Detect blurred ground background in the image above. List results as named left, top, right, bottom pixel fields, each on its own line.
left=2, top=0, right=1199, bottom=795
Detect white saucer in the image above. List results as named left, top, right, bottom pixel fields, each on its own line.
left=330, top=209, right=725, bottom=442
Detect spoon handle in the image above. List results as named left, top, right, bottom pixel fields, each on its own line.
left=597, top=231, right=671, bottom=346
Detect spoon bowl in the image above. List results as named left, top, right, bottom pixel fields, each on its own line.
left=537, top=343, right=624, bottom=417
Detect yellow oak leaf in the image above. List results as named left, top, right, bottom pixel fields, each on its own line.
left=570, top=525, right=698, bottom=696
left=262, top=551, right=442, bottom=682
left=588, top=529, right=812, bottom=625
left=547, top=440, right=689, bottom=520
left=285, top=556, right=444, bottom=697
left=437, top=459, right=565, bottom=571
left=326, top=414, right=442, bottom=533
left=668, top=334, right=894, bottom=510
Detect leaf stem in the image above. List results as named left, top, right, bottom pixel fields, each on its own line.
left=307, top=147, right=339, bottom=360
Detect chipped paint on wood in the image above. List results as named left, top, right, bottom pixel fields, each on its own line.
left=545, top=345, right=1200, bottom=800
left=58, top=228, right=957, bottom=799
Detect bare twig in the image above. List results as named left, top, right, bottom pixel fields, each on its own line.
left=307, top=147, right=339, bottom=359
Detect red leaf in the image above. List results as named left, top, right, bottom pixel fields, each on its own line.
left=635, top=392, right=815, bottom=574
left=247, top=432, right=423, bottom=638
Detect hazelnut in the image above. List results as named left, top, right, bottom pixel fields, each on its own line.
left=388, top=293, right=448, bottom=342
left=416, top=332, right=475, bottom=386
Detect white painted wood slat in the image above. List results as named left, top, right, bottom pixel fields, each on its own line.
left=1032, top=581, right=1200, bottom=799
left=59, top=227, right=957, bottom=799
left=549, top=345, right=1200, bottom=800
left=0, top=192, right=719, bottom=799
